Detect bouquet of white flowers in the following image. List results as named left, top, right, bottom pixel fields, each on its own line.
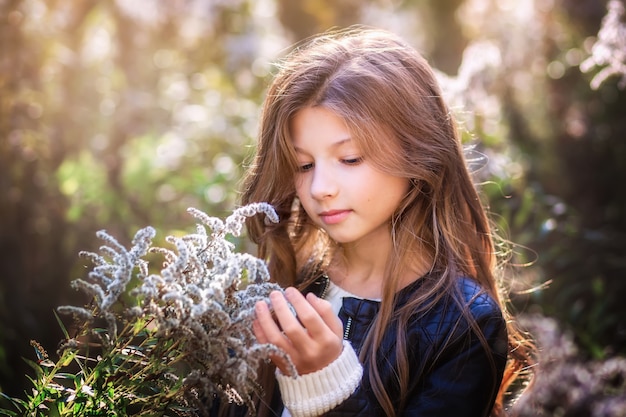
left=0, top=203, right=292, bottom=417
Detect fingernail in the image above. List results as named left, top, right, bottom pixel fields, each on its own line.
left=306, top=292, right=318, bottom=304
left=284, top=287, right=297, bottom=299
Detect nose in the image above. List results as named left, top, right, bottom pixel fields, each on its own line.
left=310, top=165, right=338, bottom=200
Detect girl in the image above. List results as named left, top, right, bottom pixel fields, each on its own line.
left=239, top=26, right=533, bottom=417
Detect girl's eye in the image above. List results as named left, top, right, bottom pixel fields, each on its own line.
left=342, top=157, right=363, bottom=165
left=298, top=163, right=314, bottom=172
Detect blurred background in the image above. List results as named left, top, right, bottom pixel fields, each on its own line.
left=1, top=0, right=625, bottom=399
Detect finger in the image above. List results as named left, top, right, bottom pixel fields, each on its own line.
left=284, top=287, right=330, bottom=338
left=253, top=303, right=295, bottom=374
left=252, top=318, right=268, bottom=344
left=270, top=290, right=308, bottom=341
left=306, top=292, right=343, bottom=338
left=255, top=299, right=290, bottom=347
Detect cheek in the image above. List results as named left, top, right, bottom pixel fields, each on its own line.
left=294, top=176, right=313, bottom=209
left=294, top=176, right=305, bottom=198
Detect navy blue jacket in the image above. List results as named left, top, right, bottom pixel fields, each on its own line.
left=293, top=274, right=508, bottom=416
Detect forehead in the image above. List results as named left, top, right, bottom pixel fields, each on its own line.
left=289, top=106, right=359, bottom=150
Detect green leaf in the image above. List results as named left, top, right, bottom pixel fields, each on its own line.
left=53, top=372, right=77, bottom=381
left=54, top=311, right=71, bottom=340
left=0, top=392, right=26, bottom=415
left=58, top=350, right=78, bottom=367
left=23, top=358, right=45, bottom=379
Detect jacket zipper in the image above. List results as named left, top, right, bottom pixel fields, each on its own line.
left=343, top=316, right=353, bottom=340
left=320, top=273, right=330, bottom=299
left=321, top=274, right=352, bottom=340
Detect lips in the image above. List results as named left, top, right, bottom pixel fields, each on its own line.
left=318, top=209, right=351, bottom=225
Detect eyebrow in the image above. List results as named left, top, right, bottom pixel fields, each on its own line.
left=293, top=137, right=353, bottom=153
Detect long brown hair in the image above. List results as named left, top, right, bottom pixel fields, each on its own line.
left=240, top=26, right=533, bottom=416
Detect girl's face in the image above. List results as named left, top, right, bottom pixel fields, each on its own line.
left=291, top=106, right=409, bottom=249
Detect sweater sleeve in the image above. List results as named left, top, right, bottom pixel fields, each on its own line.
left=275, top=340, right=363, bottom=417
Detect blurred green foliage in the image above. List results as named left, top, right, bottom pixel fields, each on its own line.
left=1, top=0, right=625, bottom=403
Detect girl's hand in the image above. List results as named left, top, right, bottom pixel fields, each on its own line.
left=253, top=287, right=344, bottom=375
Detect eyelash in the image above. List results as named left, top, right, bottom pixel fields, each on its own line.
left=297, top=157, right=363, bottom=172
left=342, top=157, right=363, bottom=165
left=298, top=163, right=314, bottom=172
